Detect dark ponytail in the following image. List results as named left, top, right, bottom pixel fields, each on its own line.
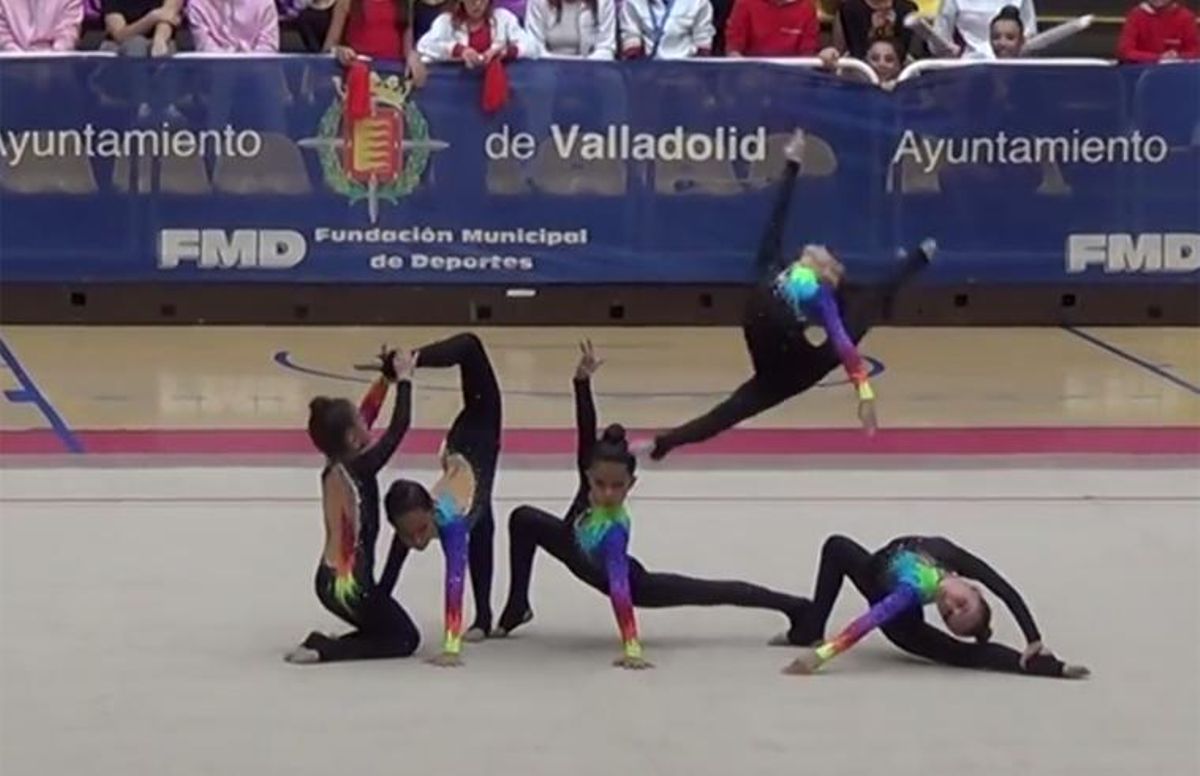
left=307, top=396, right=358, bottom=459
left=591, top=423, right=637, bottom=475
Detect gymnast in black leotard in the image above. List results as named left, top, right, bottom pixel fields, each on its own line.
left=495, top=341, right=813, bottom=668
left=378, top=333, right=502, bottom=649
left=648, top=129, right=933, bottom=460
left=286, top=349, right=417, bottom=664
left=782, top=534, right=1090, bottom=678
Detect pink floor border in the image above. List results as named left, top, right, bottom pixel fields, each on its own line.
left=1, top=426, right=1198, bottom=456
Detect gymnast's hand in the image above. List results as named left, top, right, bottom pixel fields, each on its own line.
left=575, top=339, right=604, bottom=380
left=427, top=651, right=464, bottom=668
left=858, top=398, right=878, bottom=436
left=613, top=654, right=653, bottom=670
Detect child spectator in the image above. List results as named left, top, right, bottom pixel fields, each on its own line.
left=417, top=0, right=535, bottom=63
left=1117, top=0, right=1198, bottom=63
left=620, top=0, right=714, bottom=58
left=865, top=34, right=902, bottom=84
left=833, top=0, right=919, bottom=59
left=188, top=0, right=280, bottom=52
left=101, top=0, right=182, bottom=56
left=0, top=0, right=84, bottom=51
left=935, top=0, right=1035, bottom=58
left=525, top=0, right=617, bottom=58
left=988, top=4, right=1023, bottom=57
left=724, top=0, right=819, bottom=57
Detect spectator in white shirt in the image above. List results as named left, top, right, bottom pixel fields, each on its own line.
left=620, top=0, right=714, bottom=59
left=525, top=0, right=616, bottom=58
left=934, top=0, right=1035, bottom=58
left=417, top=0, right=535, bottom=63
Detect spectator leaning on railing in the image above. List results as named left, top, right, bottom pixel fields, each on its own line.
left=620, top=0, right=715, bottom=58
left=988, top=4, right=1023, bottom=57
left=0, top=0, right=83, bottom=51
left=524, top=0, right=617, bottom=58
left=101, top=0, right=182, bottom=56
left=1117, top=0, right=1198, bottom=63
left=934, top=0, right=1035, bottom=58
left=833, top=0, right=919, bottom=59
left=724, top=0, right=820, bottom=57
left=189, top=0, right=280, bottom=52
left=416, top=0, right=535, bottom=63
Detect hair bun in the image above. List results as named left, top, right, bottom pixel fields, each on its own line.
left=601, top=423, right=627, bottom=445
left=995, top=5, right=1021, bottom=21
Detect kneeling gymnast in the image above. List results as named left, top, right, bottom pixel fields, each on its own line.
left=496, top=341, right=812, bottom=669
left=287, top=348, right=417, bottom=664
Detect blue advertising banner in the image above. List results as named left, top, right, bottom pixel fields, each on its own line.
left=0, top=56, right=1196, bottom=284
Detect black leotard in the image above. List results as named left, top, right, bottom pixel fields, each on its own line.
left=651, top=160, right=930, bottom=460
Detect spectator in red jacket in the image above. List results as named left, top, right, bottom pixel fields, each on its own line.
left=1117, top=0, right=1199, bottom=63
left=724, top=0, right=819, bottom=57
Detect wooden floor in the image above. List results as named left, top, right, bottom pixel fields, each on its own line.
left=1, top=326, right=1197, bottom=457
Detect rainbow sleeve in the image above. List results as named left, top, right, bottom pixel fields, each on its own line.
left=812, top=585, right=921, bottom=668
left=600, top=528, right=642, bottom=658
left=815, top=286, right=873, bottom=401
left=358, top=377, right=389, bottom=430
left=439, top=519, right=470, bottom=655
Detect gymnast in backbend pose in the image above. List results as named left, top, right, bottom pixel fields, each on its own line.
left=646, top=129, right=934, bottom=461
left=494, top=341, right=812, bottom=669
left=782, top=534, right=1089, bottom=678
left=379, top=333, right=502, bottom=665
left=286, top=349, right=417, bottom=664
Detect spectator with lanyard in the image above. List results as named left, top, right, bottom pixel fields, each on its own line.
left=620, top=0, right=715, bottom=58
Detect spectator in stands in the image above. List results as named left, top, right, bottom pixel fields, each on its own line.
left=524, top=0, right=617, bottom=58
left=417, top=0, right=535, bottom=63
left=831, top=0, right=919, bottom=59
left=1117, top=0, right=1198, bottom=63
left=934, top=0, right=1035, bottom=58
left=278, top=0, right=336, bottom=53
left=413, top=0, right=451, bottom=39
left=101, top=0, right=182, bottom=55
left=820, top=32, right=903, bottom=88
left=988, top=4, right=1023, bottom=58
left=724, top=0, right=819, bottom=57
left=621, top=0, right=715, bottom=58
left=188, top=0, right=280, bottom=52
left=864, top=33, right=902, bottom=85
left=0, top=0, right=84, bottom=51
left=324, top=0, right=428, bottom=84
